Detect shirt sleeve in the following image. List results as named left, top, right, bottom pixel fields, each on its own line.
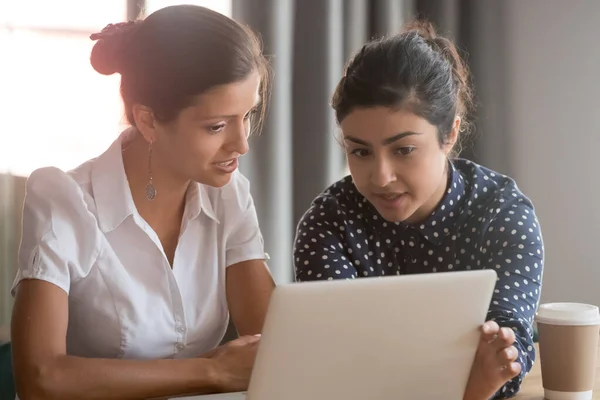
left=482, top=200, right=544, bottom=399
left=224, top=173, right=267, bottom=267
left=12, top=167, right=102, bottom=296
left=294, top=196, right=357, bottom=281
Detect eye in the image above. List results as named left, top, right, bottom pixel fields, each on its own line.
left=349, top=148, right=371, bottom=158
left=209, top=123, right=226, bottom=133
left=396, top=146, right=415, bottom=156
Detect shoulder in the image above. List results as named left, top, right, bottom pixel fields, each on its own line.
left=23, top=166, right=101, bottom=243
left=23, top=157, right=98, bottom=218
left=294, top=176, right=370, bottom=258
left=294, top=177, right=363, bottom=280
left=453, top=160, right=543, bottom=250
left=201, top=170, right=256, bottom=226
left=221, top=169, right=252, bottom=202
left=203, top=171, right=265, bottom=262
left=454, top=159, right=531, bottom=204
left=297, top=175, right=364, bottom=227
left=25, top=166, right=94, bottom=214
left=19, top=167, right=103, bottom=282
left=454, top=159, right=537, bottom=224
left=454, top=159, right=520, bottom=193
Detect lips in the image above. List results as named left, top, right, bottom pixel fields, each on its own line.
left=373, top=192, right=407, bottom=209
left=215, top=159, right=235, bottom=167
left=377, top=192, right=403, bottom=200
left=213, top=157, right=238, bottom=173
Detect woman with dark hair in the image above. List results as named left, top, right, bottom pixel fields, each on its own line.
left=11, top=5, right=274, bottom=399
left=294, top=21, right=543, bottom=399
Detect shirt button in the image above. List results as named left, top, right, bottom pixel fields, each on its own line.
left=175, top=343, right=184, bottom=351
left=176, top=325, right=185, bottom=333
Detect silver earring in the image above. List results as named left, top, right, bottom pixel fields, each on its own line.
left=145, top=141, right=157, bottom=201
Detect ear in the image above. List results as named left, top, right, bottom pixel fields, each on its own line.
left=443, top=116, right=461, bottom=156
left=131, top=104, right=157, bottom=144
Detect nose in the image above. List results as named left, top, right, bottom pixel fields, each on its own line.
left=370, top=156, right=397, bottom=188
left=226, top=120, right=250, bottom=156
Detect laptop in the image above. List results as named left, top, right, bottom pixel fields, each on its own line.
left=178, top=269, right=497, bottom=400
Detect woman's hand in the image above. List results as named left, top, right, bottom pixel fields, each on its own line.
left=463, top=321, right=521, bottom=400
left=208, top=335, right=261, bottom=393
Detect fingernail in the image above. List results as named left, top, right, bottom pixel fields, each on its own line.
left=254, top=334, right=262, bottom=337
left=486, top=334, right=498, bottom=344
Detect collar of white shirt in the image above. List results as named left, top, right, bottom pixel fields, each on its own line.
left=90, top=129, right=219, bottom=233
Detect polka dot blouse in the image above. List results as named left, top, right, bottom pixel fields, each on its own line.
left=293, top=158, right=544, bottom=399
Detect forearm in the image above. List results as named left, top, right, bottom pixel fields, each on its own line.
left=18, top=355, right=218, bottom=400
left=294, top=248, right=357, bottom=281
left=226, top=259, right=275, bottom=336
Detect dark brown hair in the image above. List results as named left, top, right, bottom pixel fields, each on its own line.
left=332, top=20, right=473, bottom=154
left=90, top=5, right=270, bottom=133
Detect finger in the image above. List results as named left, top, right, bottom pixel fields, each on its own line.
left=227, top=335, right=261, bottom=347
left=489, top=327, right=516, bottom=351
left=481, top=320, right=500, bottom=343
left=497, top=345, right=519, bottom=364
left=496, top=327, right=516, bottom=347
left=237, top=335, right=261, bottom=345
left=500, top=361, right=521, bottom=381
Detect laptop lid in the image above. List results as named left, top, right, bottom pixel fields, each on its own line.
left=247, top=269, right=497, bottom=400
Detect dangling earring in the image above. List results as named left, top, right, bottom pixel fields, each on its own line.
left=145, top=140, right=157, bottom=201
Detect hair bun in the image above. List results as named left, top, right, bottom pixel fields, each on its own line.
left=403, top=19, right=473, bottom=124
left=89, top=21, right=141, bottom=76
left=403, top=20, right=438, bottom=41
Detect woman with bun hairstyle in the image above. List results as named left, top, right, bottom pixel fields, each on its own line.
left=11, top=5, right=274, bottom=399
left=294, top=21, right=544, bottom=400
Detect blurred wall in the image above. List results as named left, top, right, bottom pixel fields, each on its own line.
left=503, top=0, right=600, bottom=306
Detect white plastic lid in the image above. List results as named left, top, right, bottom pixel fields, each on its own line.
left=536, top=302, right=600, bottom=326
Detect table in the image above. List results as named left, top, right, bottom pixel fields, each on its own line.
left=176, top=344, right=600, bottom=399
left=178, top=344, right=600, bottom=400
left=516, top=344, right=600, bottom=399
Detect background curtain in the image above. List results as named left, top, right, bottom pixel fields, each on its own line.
left=233, top=0, right=503, bottom=284
left=0, top=175, right=24, bottom=338
left=415, top=0, right=513, bottom=175
left=0, top=175, right=15, bottom=327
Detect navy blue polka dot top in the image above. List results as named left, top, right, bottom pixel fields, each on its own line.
left=293, top=158, right=544, bottom=399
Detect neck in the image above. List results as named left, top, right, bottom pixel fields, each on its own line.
left=121, top=130, right=189, bottom=225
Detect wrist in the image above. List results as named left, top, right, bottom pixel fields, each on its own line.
left=204, top=358, right=223, bottom=392
left=462, top=382, right=497, bottom=400
left=183, top=357, right=222, bottom=394
left=463, top=390, right=485, bottom=400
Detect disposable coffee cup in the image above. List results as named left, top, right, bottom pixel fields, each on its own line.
left=535, top=303, right=600, bottom=400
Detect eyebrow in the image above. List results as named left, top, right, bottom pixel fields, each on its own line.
left=199, top=97, right=262, bottom=121
left=344, top=131, right=423, bottom=147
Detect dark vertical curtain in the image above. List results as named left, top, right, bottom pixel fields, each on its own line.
left=233, top=0, right=507, bottom=285
left=234, top=0, right=413, bottom=284
left=416, top=0, right=512, bottom=175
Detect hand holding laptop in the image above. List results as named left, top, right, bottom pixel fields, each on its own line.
left=463, top=320, right=521, bottom=400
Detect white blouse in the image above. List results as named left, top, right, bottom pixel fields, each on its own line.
left=11, top=130, right=268, bottom=360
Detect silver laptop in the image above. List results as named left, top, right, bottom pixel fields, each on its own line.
left=179, top=269, right=497, bottom=400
